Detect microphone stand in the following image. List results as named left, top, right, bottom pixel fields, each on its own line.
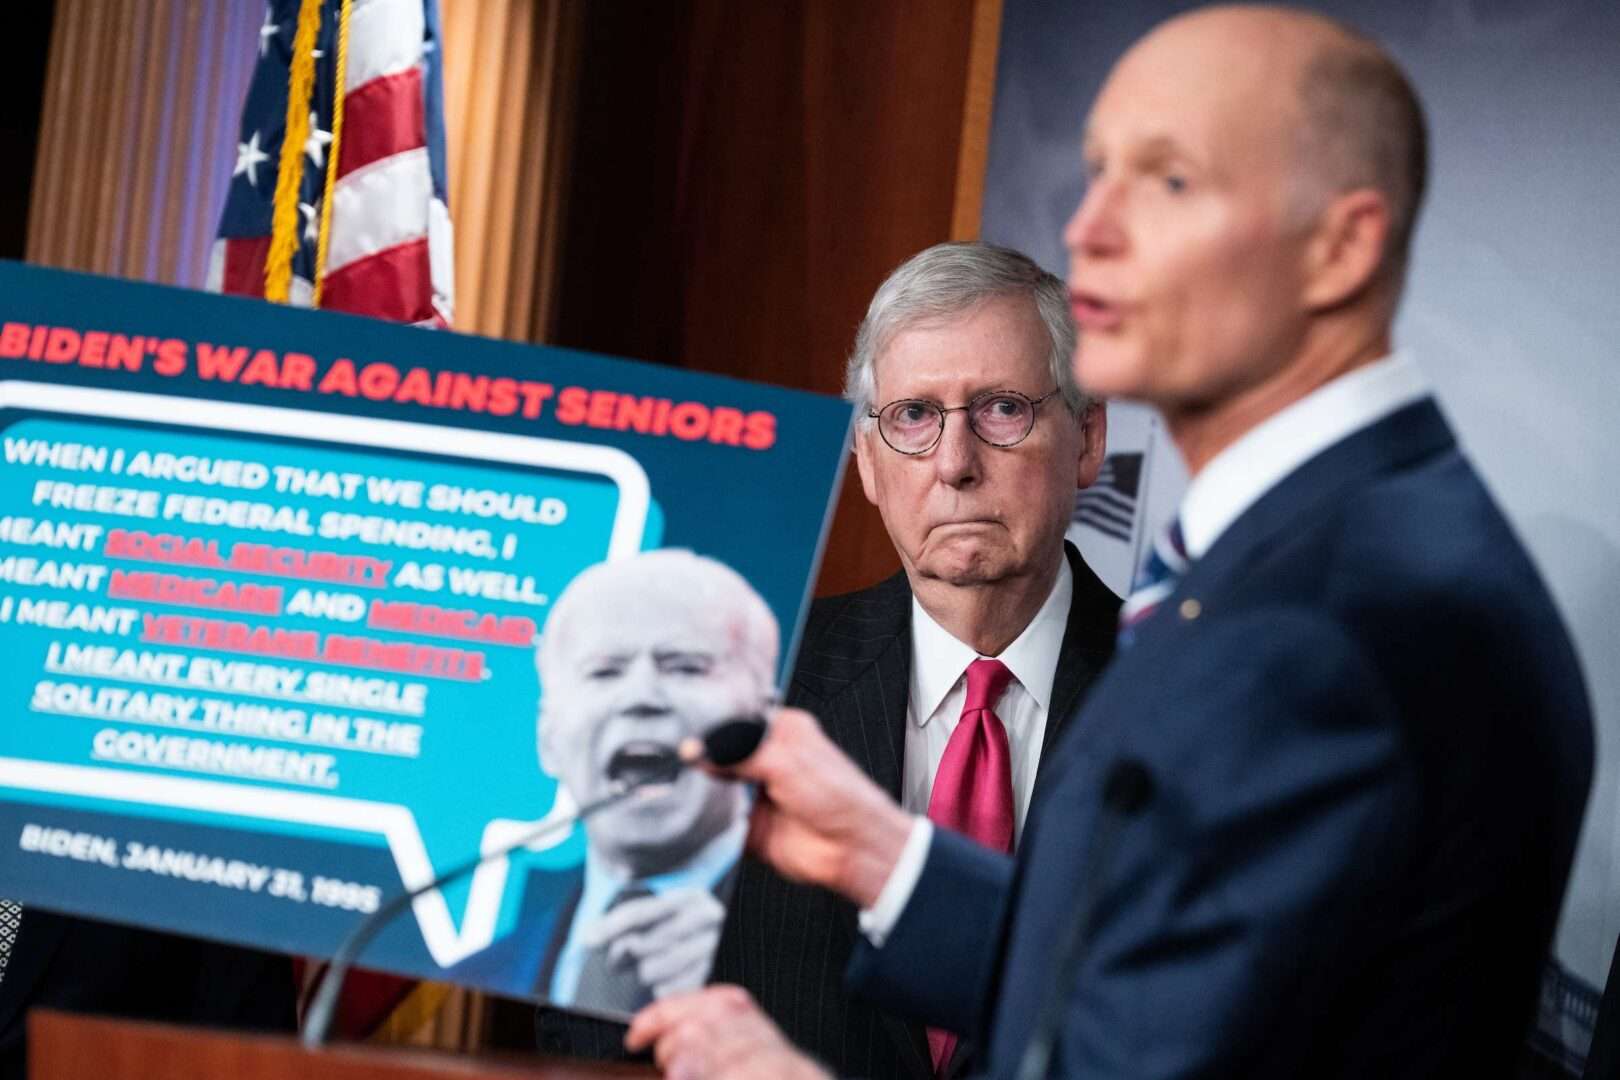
left=1012, top=759, right=1154, bottom=1080
left=301, top=715, right=766, bottom=1050
left=301, top=759, right=681, bottom=1049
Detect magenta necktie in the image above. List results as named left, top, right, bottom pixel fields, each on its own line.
left=925, top=657, right=1016, bottom=1074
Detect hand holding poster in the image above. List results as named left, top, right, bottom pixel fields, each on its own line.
left=0, top=262, right=851, bottom=1014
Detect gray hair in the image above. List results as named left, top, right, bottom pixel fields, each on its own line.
left=843, top=242, right=1086, bottom=425
left=537, top=548, right=779, bottom=708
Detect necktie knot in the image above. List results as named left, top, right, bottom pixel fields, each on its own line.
left=611, top=882, right=655, bottom=909
left=1118, top=517, right=1189, bottom=645
left=962, top=656, right=1013, bottom=714
left=571, top=882, right=658, bottom=1011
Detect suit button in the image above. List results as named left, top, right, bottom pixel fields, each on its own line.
left=1179, top=598, right=1202, bottom=620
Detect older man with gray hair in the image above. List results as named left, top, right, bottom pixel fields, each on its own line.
left=629, top=8, right=1591, bottom=1079
left=707, top=241, right=1120, bottom=1080
left=537, top=242, right=1120, bottom=1075
left=529, top=549, right=776, bottom=1020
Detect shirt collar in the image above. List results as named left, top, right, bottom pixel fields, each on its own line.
left=1180, top=352, right=1430, bottom=560
left=909, top=555, right=1073, bottom=726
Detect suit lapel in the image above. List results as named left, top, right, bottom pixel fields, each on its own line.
left=1172, top=399, right=1455, bottom=622
left=787, top=572, right=931, bottom=1079
left=789, top=570, right=912, bottom=800
left=536, top=879, right=584, bottom=997
left=789, top=549, right=1122, bottom=1080
left=979, top=544, right=1121, bottom=1064
left=1039, top=542, right=1122, bottom=764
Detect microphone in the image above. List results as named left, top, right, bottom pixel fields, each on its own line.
left=301, top=714, right=767, bottom=1049
left=684, top=714, right=767, bottom=767
left=1012, top=758, right=1154, bottom=1080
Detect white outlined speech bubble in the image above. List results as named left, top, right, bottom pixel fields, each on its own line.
left=0, top=379, right=650, bottom=966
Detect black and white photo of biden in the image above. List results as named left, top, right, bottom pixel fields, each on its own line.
left=531, top=549, right=776, bottom=1017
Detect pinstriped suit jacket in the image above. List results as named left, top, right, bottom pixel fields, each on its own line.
left=533, top=543, right=1120, bottom=1076
left=710, top=542, right=1119, bottom=1080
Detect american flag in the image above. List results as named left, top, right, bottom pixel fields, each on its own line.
left=209, top=0, right=453, bottom=327
left=208, top=0, right=454, bottom=1039
left=1075, top=451, right=1144, bottom=544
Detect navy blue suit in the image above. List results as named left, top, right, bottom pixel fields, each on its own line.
left=850, top=400, right=1593, bottom=1078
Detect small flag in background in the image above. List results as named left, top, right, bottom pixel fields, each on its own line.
left=209, top=0, right=453, bottom=327
left=1074, top=452, right=1143, bottom=544
left=209, top=0, right=455, bottom=1041
left=1070, top=408, right=1180, bottom=598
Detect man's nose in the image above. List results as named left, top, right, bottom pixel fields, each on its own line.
left=933, top=410, right=983, bottom=488
left=614, top=656, right=671, bottom=712
left=1063, top=177, right=1126, bottom=258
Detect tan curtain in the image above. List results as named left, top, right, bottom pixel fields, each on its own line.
left=27, top=0, right=578, bottom=344
left=24, top=0, right=582, bottom=1054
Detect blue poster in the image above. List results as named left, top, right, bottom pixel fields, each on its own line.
left=0, top=262, right=851, bottom=1011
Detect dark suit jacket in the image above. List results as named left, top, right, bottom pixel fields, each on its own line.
left=529, top=862, right=741, bottom=1016
left=0, top=910, right=296, bottom=1080
left=850, top=400, right=1595, bottom=1079
left=535, top=542, right=1121, bottom=1076
left=448, top=866, right=578, bottom=995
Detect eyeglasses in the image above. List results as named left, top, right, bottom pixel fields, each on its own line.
left=867, top=388, right=1063, bottom=455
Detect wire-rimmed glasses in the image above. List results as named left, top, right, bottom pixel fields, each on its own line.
left=867, top=387, right=1062, bottom=455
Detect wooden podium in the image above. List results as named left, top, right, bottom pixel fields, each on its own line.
left=28, top=1011, right=656, bottom=1080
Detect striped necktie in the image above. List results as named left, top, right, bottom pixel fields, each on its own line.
left=572, top=883, right=656, bottom=1013
left=1118, top=518, right=1188, bottom=647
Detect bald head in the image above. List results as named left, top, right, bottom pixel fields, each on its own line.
left=1132, top=5, right=1428, bottom=289
left=1065, top=5, right=1429, bottom=461
left=1291, top=17, right=1427, bottom=285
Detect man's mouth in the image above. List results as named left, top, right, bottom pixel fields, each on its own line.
left=1069, top=290, right=1122, bottom=331
left=606, top=741, right=681, bottom=787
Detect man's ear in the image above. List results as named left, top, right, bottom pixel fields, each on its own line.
left=536, top=710, right=558, bottom=778
left=853, top=426, right=880, bottom=506
left=533, top=647, right=562, bottom=778
left=1301, top=188, right=1390, bottom=311
left=1076, top=401, right=1108, bottom=488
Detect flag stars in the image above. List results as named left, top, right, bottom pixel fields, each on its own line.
left=299, top=200, right=321, bottom=244
left=304, top=111, right=334, bottom=168
left=234, top=130, right=271, bottom=188
left=258, top=8, right=278, bottom=57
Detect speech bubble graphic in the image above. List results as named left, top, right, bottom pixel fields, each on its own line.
left=0, top=380, right=658, bottom=967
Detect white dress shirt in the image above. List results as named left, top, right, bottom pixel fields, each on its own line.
left=903, top=555, right=1073, bottom=841
left=551, top=817, right=746, bottom=1002
left=1180, top=351, right=1429, bottom=558
left=862, top=351, right=1431, bottom=946
left=860, top=557, right=1072, bottom=944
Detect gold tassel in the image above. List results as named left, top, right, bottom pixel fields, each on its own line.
left=264, top=0, right=324, bottom=303
left=312, top=0, right=351, bottom=306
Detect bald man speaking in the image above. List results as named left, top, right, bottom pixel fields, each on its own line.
left=625, top=6, right=1593, bottom=1078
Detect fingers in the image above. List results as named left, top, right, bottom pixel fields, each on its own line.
left=642, top=930, right=718, bottom=994
left=625, top=986, right=829, bottom=1080
left=580, top=888, right=724, bottom=995
left=584, top=888, right=723, bottom=953
left=636, top=890, right=723, bottom=953
left=580, top=890, right=682, bottom=948
left=725, top=706, right=822, bottom=784
left=625, top=985, right=749, bottom=1053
